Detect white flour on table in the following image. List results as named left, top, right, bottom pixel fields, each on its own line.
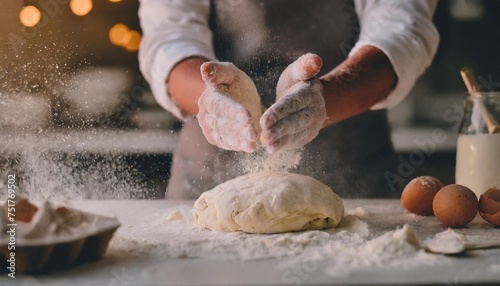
left=108, top=205, right=446, bottom=277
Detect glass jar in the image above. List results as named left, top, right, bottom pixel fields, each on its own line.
left=456, top=92, right=500, bottom=198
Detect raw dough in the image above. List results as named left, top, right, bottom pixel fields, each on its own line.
left=193, top=171, right=344, bottom=234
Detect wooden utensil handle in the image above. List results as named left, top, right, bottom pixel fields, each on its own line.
left=466, top=241, right=500, bottom=251
left=460, top=69, right=500, bottom=134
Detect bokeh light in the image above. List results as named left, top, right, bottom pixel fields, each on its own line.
left=19, top=6, right=42, bottom=27
left=109, top=24, right=131, bottom=46
left=70, top=0, right=93, bottom=16
left=123, top=30, right=142, bottom=52
left=108, top=0, right=122, bottom=2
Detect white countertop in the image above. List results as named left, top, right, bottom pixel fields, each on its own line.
left=3, top=199, right=500, bottom=286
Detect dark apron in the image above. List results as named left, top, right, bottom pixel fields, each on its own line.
left=167, top=0, right=398, bottom=199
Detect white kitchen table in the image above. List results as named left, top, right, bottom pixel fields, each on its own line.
left=2, top=199, right=500, bottom=286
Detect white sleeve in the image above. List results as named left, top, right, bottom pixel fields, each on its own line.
left=138, top=0, right=216, bottom=119
left=352, top=0, right=440, bottom=110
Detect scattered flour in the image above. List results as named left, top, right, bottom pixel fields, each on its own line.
left=490, top=264, right=500, bottom=272
left=240, top=148, right=302, bottom=174
left=0, top=137, right=149, bottom=201
left=0, top=41, right=147, bottom=201
left=107, top=204, right=445, bottom=277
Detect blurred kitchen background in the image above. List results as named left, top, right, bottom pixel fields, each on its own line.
left=1, top=0, right=499, bottom=199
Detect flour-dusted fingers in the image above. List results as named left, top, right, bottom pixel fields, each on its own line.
left=201, top=89, right=253, bottom=123
left=260, top=80, right=323, bottom=130
left=224, top=136, right=258, bottom=153
left=201, top=61, right=239, bottom=85
left=260, top=106, right=319, bottom=145
left=200, top=114, right=257, bottom=152
left=263, top=117, right=323, bottom=154
left=198, top=106, right=257, bottom=152
left=204, top=113, right=258, bottom=142
left=265, top=127, right=317, bottom=154
left=276, top=53, right=323, bottom=99
left=263, top=131, right=296, bottom=154
left=197, top=61, right=262, bottom=152
left=211, top=129, right=257, bottom=153
left=292, top=53, right=323, bottom=81
left=261, top=70, right=325, bottom=153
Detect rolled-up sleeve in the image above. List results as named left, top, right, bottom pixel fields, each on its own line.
left=138, top=0, right=216, bottom=119
left=352, top=0, right=440, bottom=110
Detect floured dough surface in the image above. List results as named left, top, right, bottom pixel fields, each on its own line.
left=193, top=171, right=344, bottom=234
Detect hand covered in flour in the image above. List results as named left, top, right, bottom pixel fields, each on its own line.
left=198, top=62, right=262, bottom=153
left=260, top=53, right=326, bottom=154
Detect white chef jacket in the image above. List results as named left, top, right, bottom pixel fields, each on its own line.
left=138, top=0, right=439, bottom=120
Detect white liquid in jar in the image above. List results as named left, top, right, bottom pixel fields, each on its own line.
left=455, top=133, right=500, bottom=198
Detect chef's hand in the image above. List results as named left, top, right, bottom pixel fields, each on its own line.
left=260, top=53, right=326, bottom=154
left=197, top=62, right=260, bottom=153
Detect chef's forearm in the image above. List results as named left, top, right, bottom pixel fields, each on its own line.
left=320, top=45, right=397, bottom=126
left=167, top=57, right=208, bottom=117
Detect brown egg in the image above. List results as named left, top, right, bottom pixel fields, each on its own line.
left=433, top=184, right=478, bottom=227
left=479, top=188, right=500, bottom=227
left=401, top=176, right=444, bottom=216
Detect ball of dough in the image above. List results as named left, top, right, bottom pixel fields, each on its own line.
left=193, top=171, right=344, bottom=234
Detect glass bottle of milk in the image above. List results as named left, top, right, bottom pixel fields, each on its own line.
left=456, top=92, right=500, bottom=198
